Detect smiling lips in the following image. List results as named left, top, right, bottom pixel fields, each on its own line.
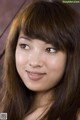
left=26, top=70, right=46, bottom=81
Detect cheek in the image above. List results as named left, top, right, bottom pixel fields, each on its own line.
left=15, top=51, right=27, bottom=82
left=15, top=50, right=26, bottom=66
left=15, top=51, right=26, bottom=74
left=16, top=54, right=22, bottom=67
left=47, top=54, right=67, bottom=78
left=46, top=58, right=66, bottom=88
left=49, top=59, right=66, bottom=70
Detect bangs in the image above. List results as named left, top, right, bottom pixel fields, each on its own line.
left=20, top=1, right=76, bottom=52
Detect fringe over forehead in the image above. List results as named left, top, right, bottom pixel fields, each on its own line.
left=17, top=1, right=79, bottom=52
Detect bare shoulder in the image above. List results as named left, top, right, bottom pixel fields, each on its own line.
left=77, top=111, right=80, bottom=120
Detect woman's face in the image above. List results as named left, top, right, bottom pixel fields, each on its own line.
left=15, top=32, right=67, bottom=92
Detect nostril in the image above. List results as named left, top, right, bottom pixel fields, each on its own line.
left=29, top=62, right=42, bottom=68
left=28, top=50, right=44, bottom=68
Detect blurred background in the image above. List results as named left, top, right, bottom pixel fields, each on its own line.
left=0, top=0, right=80, bottom=91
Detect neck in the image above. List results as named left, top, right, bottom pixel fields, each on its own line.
left=33, top=90, right=54, bottom=109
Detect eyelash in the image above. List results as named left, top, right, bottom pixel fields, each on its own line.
left=19, top=44, right=57, bottom=53
left=46, top=48, right=57, bottom=53
left=19, top=43, right=29, bottom=49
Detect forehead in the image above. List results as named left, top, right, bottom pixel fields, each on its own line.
left=18, top=31, right=51, bottom=45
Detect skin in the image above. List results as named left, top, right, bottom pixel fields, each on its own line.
left=15, top=32, right=67, bottom=92
left=15, top=31, right=67, bottom=119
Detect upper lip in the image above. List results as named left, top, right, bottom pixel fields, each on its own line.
left=25, top=70, right=46, bottom=75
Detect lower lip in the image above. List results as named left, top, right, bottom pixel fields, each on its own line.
left=26, top=71, right=45, bottom=81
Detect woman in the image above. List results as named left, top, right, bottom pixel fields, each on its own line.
left=0, top=1, right=80, bottom=120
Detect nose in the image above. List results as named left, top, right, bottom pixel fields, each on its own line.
left=28, top=51, right=43, bottom=68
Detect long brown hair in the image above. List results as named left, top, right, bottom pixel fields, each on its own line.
left=0, top=1, right=80, bottom=120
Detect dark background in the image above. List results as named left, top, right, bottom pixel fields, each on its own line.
left=0, top=0, right=80, bottom=89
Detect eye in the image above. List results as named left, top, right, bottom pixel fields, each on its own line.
left=19, top=43, right=29, bottom=49
left=46, top=48, right=57, bottom=53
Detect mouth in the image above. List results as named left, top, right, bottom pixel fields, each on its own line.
left=26, top=70, right=46, bottom=81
